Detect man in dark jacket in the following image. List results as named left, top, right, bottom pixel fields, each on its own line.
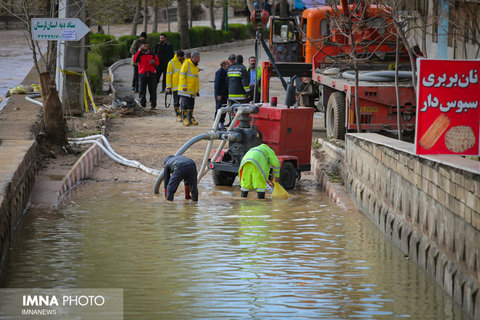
left=214, top=60, right=229, bottom=130
left=129, top=32, right=147, bottom=93
left=227, top=55, right=251, bottom=105
left=163, top=155, right=198, bottom=202
left=154, top=33, right=174, bottom=93
left=133, top=41, right=159, bottom=109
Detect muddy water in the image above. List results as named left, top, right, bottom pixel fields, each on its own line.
left=0, top=30, right=38, bottom=110
left=1, top=179, right=466, bottom=319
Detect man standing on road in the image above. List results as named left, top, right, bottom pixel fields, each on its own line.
left=154, top=33, right=174, bottom=93
left=129, top=32, right=147, bottom=93
left=238, top=144, right=280, bottom=199
left=133, top=41, right=159, bottom=109
left=214, top=60, right=229, bottom=130
left=179, top=51, right=201, bottom=126
left=163, top=155, right=198, bottom=202
left=227, top=55, right=251, bottom=105
left=247, top=56, right=262, bottom=103
left=166, top=50, right=185, bottom=121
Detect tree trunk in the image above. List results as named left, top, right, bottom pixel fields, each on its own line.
left=143, top=0, right=148, bottom=33
left=209, top=0, right=216, bottom=29
left=39, top=72, right=68, bottom=146
left=189, top=0, right=193, bottom=29
left=153, top=4, right=158, bottom=33
left=166, top=6, right=171, bottom=32
left=221, top=1, right=226, bottom=30
left=177, top=0, right=190, bottom=48
left=131, top=0, right=142, bottom=35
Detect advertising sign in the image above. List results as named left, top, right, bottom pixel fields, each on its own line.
left=416, top=59, right=480, bottom=155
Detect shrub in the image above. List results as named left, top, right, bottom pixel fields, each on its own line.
left=228, top=23, right=249, bottom=40
left=189, top=27, right=204, bottom=48
left=86, top=52, right=103, bottom=94
left=117, top=35, right=137, bottom=58
left=89, top=33, right=120, bottom=66
left=145, top=32, right=181, bottom=51
left=164, top=32, right=181, bottom=50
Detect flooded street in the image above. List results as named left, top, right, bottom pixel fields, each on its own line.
left=1, top=179, right=466, bottom=319
left=0, top=30, right=38, bottom=110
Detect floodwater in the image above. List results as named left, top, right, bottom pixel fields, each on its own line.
left=0, top=30, right=38, bottom=110
left=0, top=178, right=466, bottom=319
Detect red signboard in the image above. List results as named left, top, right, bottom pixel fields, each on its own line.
left=416, top=59, right=480, bottom=155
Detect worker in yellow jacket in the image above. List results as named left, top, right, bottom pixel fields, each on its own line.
left=238, top=144, right=280, bottom=199
left=166, top=50, right=185, bottom=121
left=178, top=51, right=200, bottom=126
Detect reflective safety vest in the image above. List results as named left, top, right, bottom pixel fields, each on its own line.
left=227, top=64, right=250, bottom=100
left=166, top=54, right=182, bottom=92
left=247, top=65, right=262, bottom=92
left=239, top=144, right=280, bottom=183
left=179, top=59, right=199, bottom=97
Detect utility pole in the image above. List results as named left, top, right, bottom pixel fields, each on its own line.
left=58, top=0, right=86, bottom=115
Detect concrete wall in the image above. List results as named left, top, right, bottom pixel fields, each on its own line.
left=343, top=133, right=480, bottom=319
left=0, top=68, right=43, bottom=272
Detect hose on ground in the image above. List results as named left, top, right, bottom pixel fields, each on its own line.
left=69, top=134, right=161, bottom=176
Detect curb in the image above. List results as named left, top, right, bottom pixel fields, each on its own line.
left=311, top=138, right=349, bottom=208
left=57, top=138, right=106, bottom=204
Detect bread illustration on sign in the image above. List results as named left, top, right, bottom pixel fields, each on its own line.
left=445, top=125, right=476, bottom=153
left=419, top=114, right=451, bottom=150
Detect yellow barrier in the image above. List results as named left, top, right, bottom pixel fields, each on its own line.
left=61, top=69, right=99, bottom=113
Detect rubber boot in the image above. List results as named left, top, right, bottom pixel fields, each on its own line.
left=183, top=110, right=190, bottom=126
left=190, top=110, right=198, bottom=126
left=257, top=192, right=265, bottom=199
left=174, top=106, right=181, bottom=122
left=241, top=190, right=248, bottom=198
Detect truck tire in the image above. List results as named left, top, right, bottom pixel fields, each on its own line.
left=279, top=162, right=297, bottom=190
left=212, top=170, right=236, bottom=186
left=326, top=92, right=346, bottom=140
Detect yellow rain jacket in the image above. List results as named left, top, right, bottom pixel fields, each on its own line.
left=166, top=54, right=182, bottom=92
left=239, top=144, right=280, bottom=191
left=178, top=58, right=199, bottom=98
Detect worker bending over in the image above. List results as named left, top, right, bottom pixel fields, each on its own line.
left=163, top=155, right=198, bottom=202
left=238, top=144, right=280, bottom=199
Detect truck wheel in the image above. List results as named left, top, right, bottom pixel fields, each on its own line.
left=212, top=170, right=236, bottom=186
left=279, top=162, right=297, bottom=190
left=326, top=92, right=346, bottom=140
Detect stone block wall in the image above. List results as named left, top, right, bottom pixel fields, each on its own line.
left=344, top=133, right=480, bottom=319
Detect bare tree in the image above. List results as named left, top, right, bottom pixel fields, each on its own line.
left=132, top=0, right=142, bottom=35
left=209, top=0, right=216, bottom=29
left=0, top=0, right=67, bottom=146
left=177, top=0, right=190, bottom=48
left=153, top=0, right=159, bottom=33
left=143, top=0, right=148, bottom=33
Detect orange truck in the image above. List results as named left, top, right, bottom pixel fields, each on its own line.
left=260, top=1, right=417, bottom=139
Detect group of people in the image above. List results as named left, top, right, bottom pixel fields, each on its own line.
left=130, top=31, right=262, bottom=129
left=214, top=53, right=262, bottom=129
left=130, top=32, right=201, bottom=126
left=130, top=33, right=273, bottom=202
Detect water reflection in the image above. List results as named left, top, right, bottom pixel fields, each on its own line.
left=1, top=180, right=466, bottom=319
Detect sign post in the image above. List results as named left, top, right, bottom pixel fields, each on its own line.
left=415, top=59, right=480, bottom=156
